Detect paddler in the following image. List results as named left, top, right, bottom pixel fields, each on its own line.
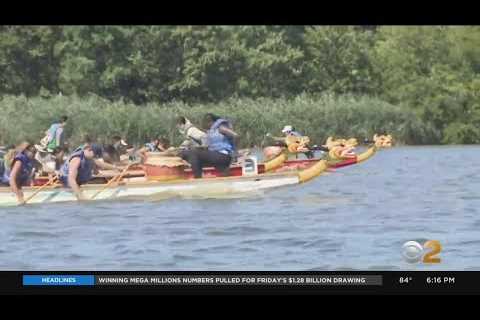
left=182, top=113, right=238, bottom=178
left=142, top=137, right=169, bottom=153
left=176, top=116, right=207, bottom=151
left=281, top=125, right=302, bottom=137
left=267, top=125, right=316, bottom=159
left=102, top=136, right=129, bottom=164
left=34, top=146, right=64, bottom=175
left=266, top=125, right=305, bottom=145
left=112, top=135, right=129, bottom=155
left=0, top=144, right=14, bottom=161
left=0, top=145, right=7, bottom=159
left=137, top=137, right=170, bottom=162
left=0, top=142, right=37, bottom=205
left=59, top=144, right=121, bottom=201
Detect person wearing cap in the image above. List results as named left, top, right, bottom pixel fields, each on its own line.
left=59, top=144, right=120, bottom=201
left=281, top=125, right=302, bottom=137
left=112, top=136, right=128, bottom=154
left=269, top=125, right=315, bottom=159
left=1, top=142, right=37, bottom=205
left=266, top=125, right=303, bottom=145
left=101, top=136, right=129, bottom=164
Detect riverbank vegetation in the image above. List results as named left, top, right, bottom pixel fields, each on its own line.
left=1, top=26, right=479, bottom=145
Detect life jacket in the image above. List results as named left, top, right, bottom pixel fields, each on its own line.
left=145, top=142, right=160, bottom=152
left=59, top=150, right=95, bottom=186
left=1, top=152, right=34, bottom=186
left=207, top=118, right=235, bottom=155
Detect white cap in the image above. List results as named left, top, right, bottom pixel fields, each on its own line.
left=120, top=139, right=128, bottom=146
left=282, top=125, right=293, bottom=133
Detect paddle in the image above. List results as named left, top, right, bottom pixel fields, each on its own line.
left=23, top=174, right=59, bottom=204
left=90, top=163, right=133, bottom=200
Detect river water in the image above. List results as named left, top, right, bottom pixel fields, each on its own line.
left=1, top=146, right=479, bottom=271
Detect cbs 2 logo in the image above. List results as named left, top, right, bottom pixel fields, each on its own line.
left=402, top=240, right=442, bottom=264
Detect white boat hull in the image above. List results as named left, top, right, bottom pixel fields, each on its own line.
left=0, top=173, right=301, bottom=207
left=0, top=159, right=328, bottom=207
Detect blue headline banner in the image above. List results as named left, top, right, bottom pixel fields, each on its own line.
left=23, top=275, right=95, bottom=286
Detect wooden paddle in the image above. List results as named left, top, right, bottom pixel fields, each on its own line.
left=23, top=174, right=59, bottom=204
left=90, top=164, right=133, bottom=200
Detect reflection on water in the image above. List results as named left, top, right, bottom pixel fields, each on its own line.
left=1, top=146, right=480, bottom=270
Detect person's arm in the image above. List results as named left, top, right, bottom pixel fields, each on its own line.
left=9, top=160, right=25, bottom=205
left=272, top=136, right=286, bottom=143
left=138, top=146, right=150, bottom=154
left=179, top=140, right=191, bottom=149
left=67, top=157, right=85, bottom=201
left=158, top=144, right=168, bottom=152
left=136, top=147, right=149, bottom=162
left=94, top=159, right=121, bottom=171
left=218, top=125, right=238, bottom=139
left=188, top=128, right=207, bottom=146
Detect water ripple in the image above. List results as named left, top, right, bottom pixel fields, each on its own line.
left=1, top=146, right=478, bottom=270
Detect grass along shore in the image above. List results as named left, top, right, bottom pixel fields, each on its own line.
left=0, top=94, right=437, bottom=149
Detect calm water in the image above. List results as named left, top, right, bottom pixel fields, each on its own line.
left=1, top=146, right=480, bottom=271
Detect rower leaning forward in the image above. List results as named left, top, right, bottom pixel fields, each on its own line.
left=0, top=142, right=37, bottom=205
left=59, top=144, right=122, bottom=201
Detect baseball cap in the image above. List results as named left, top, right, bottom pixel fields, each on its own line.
left=282, top=125, right=293, bottom=133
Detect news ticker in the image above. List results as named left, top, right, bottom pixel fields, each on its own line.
left=23, top=275, right=383, bottom=286
left=5, top=272, right=479, bottom=294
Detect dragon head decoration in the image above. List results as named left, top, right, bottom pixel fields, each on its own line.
left=285, top=135, right=311, bottom=153
left=323, top=137, right=358, bottom=149
left=321, top=137, right=358, bottom=160
left=373, top=134, right=393, bottom=148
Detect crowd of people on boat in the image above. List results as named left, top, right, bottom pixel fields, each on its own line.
left=0, top=113, right=304, bottom=204
left=0, top=109, right=394, bottom=206
left=0, top=107, right=340, bottom=205
left=0, top=110, right=378, bottom=205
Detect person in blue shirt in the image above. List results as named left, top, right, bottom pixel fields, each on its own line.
left=181, top=113, right=238, bottom=178
left=137, top=137, right=170, bottom=163
left=143, top=137, right=169, bottom=153
left=1, top=142, right=37, bottom=205
left=59, top=144, right=121, bottom=201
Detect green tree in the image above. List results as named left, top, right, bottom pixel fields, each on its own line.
left=303, top=26, right=380, bottom=95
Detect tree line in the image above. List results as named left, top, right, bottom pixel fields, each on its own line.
left=1, top=26, right=480, bottom=144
